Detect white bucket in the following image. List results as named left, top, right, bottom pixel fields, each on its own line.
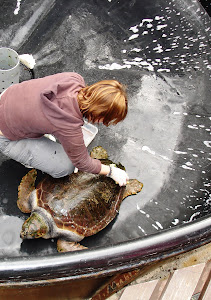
left=81, top=120, right=98, bottom=147
left=0, top=47, right=20, bottom=93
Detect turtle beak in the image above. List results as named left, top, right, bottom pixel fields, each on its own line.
left=20, top=213, right=48, bottom=239
left=20, top=221, right=39, bottom=239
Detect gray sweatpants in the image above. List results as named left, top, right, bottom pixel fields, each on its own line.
left=0, top=136, right=74, bottom=178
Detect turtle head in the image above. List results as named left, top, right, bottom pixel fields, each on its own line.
left=20, top=212, right=49, bottom=239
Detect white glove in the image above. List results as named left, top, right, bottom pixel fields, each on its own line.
left=108, top=165, right=129, bottom=186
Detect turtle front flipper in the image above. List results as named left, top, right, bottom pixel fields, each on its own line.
left=90, top=146, right=108, bottom=159
left=17, top=169, right=37, bottom=213
left=57, top=240, right=88, bottom=253
left=123, top=179, right=143, bottom=199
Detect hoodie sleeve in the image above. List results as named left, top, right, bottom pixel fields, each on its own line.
left=54, top=128, right=102, bottom=174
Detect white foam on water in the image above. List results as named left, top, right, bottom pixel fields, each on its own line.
left=137, top=204, right=146, bottom=215
left=157, top=68, right=170, bottom=72
left=204, top=141, right=211, bottom=148
left=153, top=44, right=163, bottom=53
left=188, top=125, right=198, bottom=129
left=14, top=0, right=22, bottom=15
left=139, top=61, right=154, bottom=71
left=139, top=19, right=153, bottom=27
left=184, top=212, right=201, bottom=223
left=156, top=24, right=168, bottom=30
left=98, top=62, right=130, bottom=70
left=138, top=226, right=147, bottom=235
left=160, top=155, right=171, bottom=161
left=181, top=165, right=195, bottom=171
left=152, top=224, right=159, bottom=230
left=131, top=48, right=142, bottom=52
left=142, top=146, right=172, bottom=162
left=155, top=16, right=164, bottom=21
left=142, top=146, right=156, bottom=156
left=155, top=221, right=163, bottom=229
left=134, top=57, right=143, bottom=61
left=129, top=25, right=139, bottom=33
left=174, top=151, right=188, bottom=154
left=185, top=161, right=193, bottom=166
left=129, top=33, right=139, bottom=40
left=172, top=218, right=179, bottom=225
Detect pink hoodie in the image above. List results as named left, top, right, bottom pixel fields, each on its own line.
left=0, top=72, right=101, bottom=174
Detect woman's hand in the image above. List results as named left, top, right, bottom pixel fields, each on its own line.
left=99, top=163, right=129, bottom=186
left=108, top=165, right=129, bottom=186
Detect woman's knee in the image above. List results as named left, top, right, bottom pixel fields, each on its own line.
left=49, top=163, right=75, bottom=178
left=0, top=136, right=75, bottom=178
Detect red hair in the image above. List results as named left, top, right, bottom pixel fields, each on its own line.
left=78, top=80, right=127, bottom=126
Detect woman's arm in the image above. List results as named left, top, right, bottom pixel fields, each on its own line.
left=99, top=163, right=110, bottom=175
left=54, top=129, right=101, bottom=174
left=54, top=131, right=129, bottom=186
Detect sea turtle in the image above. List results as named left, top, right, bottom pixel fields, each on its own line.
left=17, top=146, right=143, bottom=252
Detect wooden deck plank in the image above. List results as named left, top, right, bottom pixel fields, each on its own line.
left=160, top=263, right=206, bottom=300
left=111, top=261, right=210, bottom=300
left=201, top=279, right=211, bottom=300
left=150, top=279, right=168, bottom=300
left=194, top=260, right=211, bottom=295
left=119, top=279, right=159, bottom=300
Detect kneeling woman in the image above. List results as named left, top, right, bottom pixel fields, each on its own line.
left=0, top=72, right=129, bottom=186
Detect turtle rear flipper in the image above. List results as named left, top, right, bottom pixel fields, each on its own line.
left=17, top=169, right=37, bottom=213
left=57, top=240, right=87, bottom=252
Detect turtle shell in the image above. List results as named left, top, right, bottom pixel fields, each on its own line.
left=36, top=166, right=125, bottom=237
